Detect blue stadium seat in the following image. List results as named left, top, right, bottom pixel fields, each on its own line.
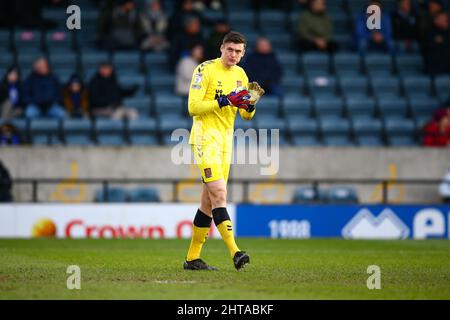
left=128, top=118, right=158, bottom=145
left=281, top=75, right=305, bottom=95
left=62, top=119, right=93, bottom=145
left=408, top=97, right=440, bottom=118
left=307, top=76, right=337, bottom=97
left=94, top=187, right=128, bottom=202
left=45, top=30, right=73, bottom=51
left=255, top=116, right=286, bottom=131
left=333, top=53, right=362, bottom=75
left=0, top=52, right=14, bottom=69
left=159, top=114, right=190, bottom=134
left=328, top=186, right=359, bottom=203
left=302, top=53, right=330, bottom=76
left=17, top=52, right=45, bottom=76
left=49, top=51, right=77, bottom=70
left=254, top=96, right=280, bottom=117
left=384, top=118, right=417, bottom=146
left=259, top=10, right=286, bottom=33
left=123, top=97, right=152, bottom=115
left=128, top=187, right=161, bottom=202
left=266, top=33, right=291, bottom=52
left=345, top=96, right=376, bottom=118
left=14, top=29, right=43, bottom=51
left=113, top=52, right=141, bottom=73
left=277, top=52, right=298, bottom=74
left=415, top=115, right=431, bottom=130
left=0, top=30, right=11, bottom=51
left=154, top=95, right=183, bottom=116
left=150, top=74, right=175, bottom=94
left=395, top=54, right=424, bottom=75
left=292, top=186, right=328, bottom=203
left=352, top=118, right=384, bottom=146
left=118, top=74, right=147, bottom=95
left=81, top=52, right=110, bottom=72
left=377, top=97, right=408, bottom=118
left=95, top=119, right=125, bottom=146
left=145, top=52, right=169, bottom=74
left=402, top=75, right=433, bottom=98
left=435, top=76, right=450, bottom=102
left=320, top=117, right=352, bottom=146
left=371, top=76, right=401, bottom=97
left=282, top=95, right=312, bottom=117
left=234, top=116, right=253, bottom=130
left=30, top=118, right=61, bottom=145
left=314, top=97, right=344, bottom=118
left=339, top=76, right=369, bottom=97
left=364, top=53, right=393, bottom=76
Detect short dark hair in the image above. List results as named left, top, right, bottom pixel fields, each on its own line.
left=222, top=31, right=247, bottom=48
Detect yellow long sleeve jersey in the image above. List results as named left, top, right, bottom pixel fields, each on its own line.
left=188, top=58, right=255, bottom=150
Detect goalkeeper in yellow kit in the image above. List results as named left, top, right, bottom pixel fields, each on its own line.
left=184, top=31, right=265, bottom=271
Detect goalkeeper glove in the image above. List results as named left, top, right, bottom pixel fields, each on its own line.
left=217, top=89, right=252, bottom=110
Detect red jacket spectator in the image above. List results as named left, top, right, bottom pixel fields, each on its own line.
left=423, top=113, right=450, bottom=146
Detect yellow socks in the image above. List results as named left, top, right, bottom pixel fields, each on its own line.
left=186, top=209, right=212, bottom=261
left=212, top=207, right=240, bottom=257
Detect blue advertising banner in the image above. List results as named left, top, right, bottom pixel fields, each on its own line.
left=236, top=205, right=450, bottom=239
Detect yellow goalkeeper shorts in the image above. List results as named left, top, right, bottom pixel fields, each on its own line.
left=192, top=143, right=231, bottom=184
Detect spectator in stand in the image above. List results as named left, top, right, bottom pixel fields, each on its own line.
left=88, top=62, right=139, bottom=120
left=244, top=37, right=283, bottom=98
left=169, top=16, right=204, bottom=70
left=424, top=11, right=450, bottom=75
left=297, top=0, right=337, bottom=53
left=0, top=66, right=23, bottom=121
left=0, top=123, right=21, bottom=146
left=62, top=75, right=90, bottom=118
left=23, top=58, right=65, bottom=119
left=423, top=109, right=450, bottom=147
left=355, top=0, right=394, bottom=53
left=167, top=0, right=204, bottom=42
left=205, top=19, right=231, bottom=60
left=418, top=0, right=443, bottom=42
left=140, top=0, right=170, bottom=52
left=192, top=0, right=225, bottom=11
left=0, top=160, right=13, bottom=202
left=175, top=44, right=204, bottom=97
left=98, top=0, right=145, bottom=50
left=391, top=0, right=419, bottom=52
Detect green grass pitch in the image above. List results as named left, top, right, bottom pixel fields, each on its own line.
left=1, top=238, right=449, bottom=299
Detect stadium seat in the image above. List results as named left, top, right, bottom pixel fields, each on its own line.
left=0, top=52, right=14, bottom=70
left=266, top=33, right=292, bottom=52
left=339, top=75, right=369, bottom=97
left=255, top=116, right=287, bottom=131
left=49, top=51, right=78, bottom=70
left=14, top=29, right=43, bottom=52
left=408, top=97, right=440, bottom=118
left=17, top=52, right=45, bottom=76
left=254, top=96, right=280, bottom=117
left=307, top=76, right=337, bottom=97
left=0, top=30, right=11, bottom=51
left=154, top=95, right=183, bottom=116
left=30, top=118, right=61, bottom=145
left=302, top=53, right=330, bottom=76
left=333, top=53, right=362, bottom=75
left=94, top=187, right=128, bottom=202
left=352, top=118, right=384, bottom=146
left=277, top=52, right=298, bottom=74
left=395, top=54, right=425, bottom=75
left=402, top=75, right=433, bottom=98
left=282, top=95, right=312, bottom=117
left=123, top=97, right=152, bottom=116
left=95, top=119, right=125, bottom=146
left=149, top=74, right=175, bottom=94
left=292, top=186, right=328, bottom=203
left=234, top=116, right=253, bottom=130
left=158, top=114, right=190, bottom=135
left=345, top=96, right=376, bottom=118
left=328, top=186, right=359, bottom=203
left=62, top=119, right=93, bottom=145
left=370, top=76, right=401, bottom=97
left=113, top=52, right=141, bottom=73
left=314, top=97, right=344, bottom=118
left=45, top=30, right=73, bottom=51
left=259, top=10, right=286, bottom=33
left=81, top=52, right=110, bottom=73
left=128, top=118, right=158, bottom=145
left=287, top=115, right=318, bottom=135
left=377, top=97, right=408, bottom=118
left=118, top=74, right=147, bottom=96
left=435, top=76, right=450, bottom=102
left=364, top=53, right=393, bottom=76
left=145, top=52, right=170, bottom=74
left=319, top=117, right=352, bottom=146
left=128, top=187, right=161, bottom=202
left=384, top=118, right=417, bottom=146
left=281, top=75, right=305, bottom=95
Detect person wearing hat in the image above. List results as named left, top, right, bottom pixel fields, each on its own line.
left=62, top=74, right=90, bottom=118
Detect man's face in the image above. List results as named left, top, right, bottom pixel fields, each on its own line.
left=7, top=70, right=18, bottom=83
left=186, top=18, right=200, bottom=35
left=400, top=0, right=411, bottom=12
left=99, top=65, right=113, bottom=78
left=256, top=39, right=272, bottom=54
left=34, top=59, right=49, bottom=76
left=434, top=13, right=449, bottom=29
left=220, top=42, right=245, bottom=67
left=311, top=0, right=326, bottom=13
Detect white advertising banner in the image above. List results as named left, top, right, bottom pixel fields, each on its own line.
left=0, top=204, right=236, bottom=239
